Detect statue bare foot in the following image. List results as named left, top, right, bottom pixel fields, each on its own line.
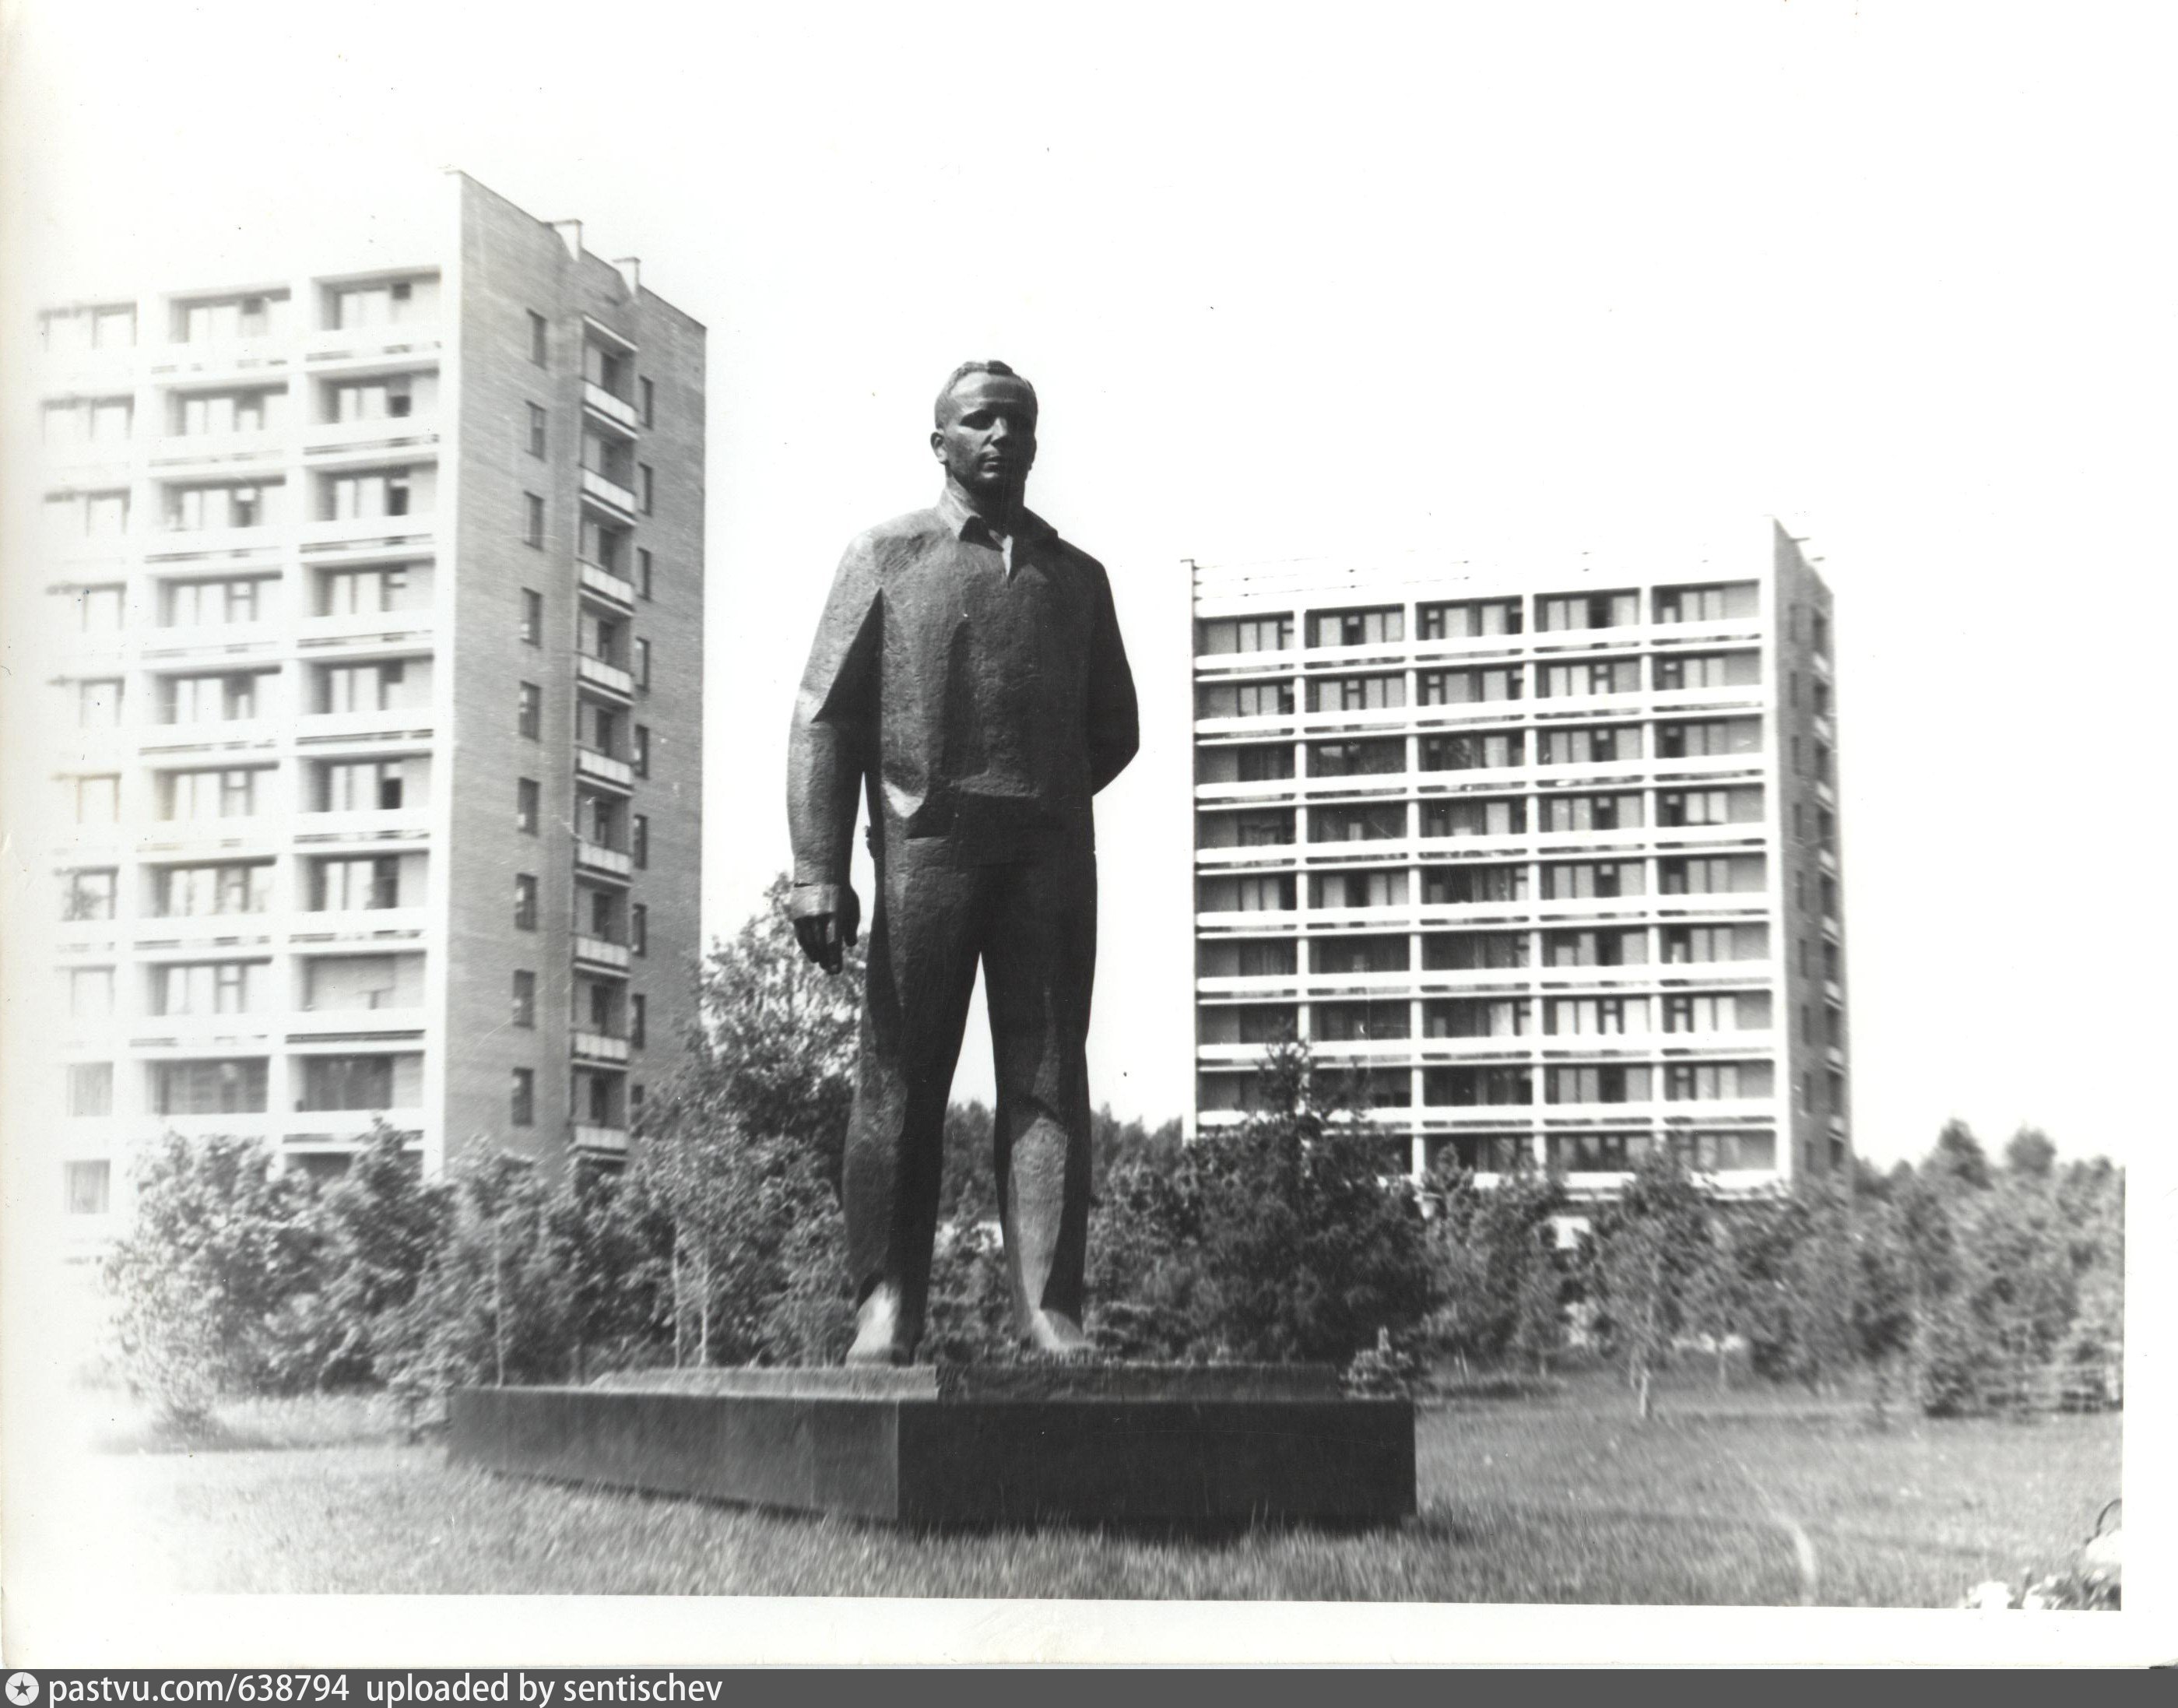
left=845, top=1284, right=918, bottom=1366
left=1022, top=1309, right=1092, bottom=1357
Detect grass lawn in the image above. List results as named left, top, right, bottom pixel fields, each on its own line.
left=56, top=1374, right=2117, bottom=1604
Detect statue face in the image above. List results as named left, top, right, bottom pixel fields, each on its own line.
left=932, top=373, right=1038, bottom=502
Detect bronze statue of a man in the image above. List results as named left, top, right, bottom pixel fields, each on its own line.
left=787, top=360, right=1139, bottom=1365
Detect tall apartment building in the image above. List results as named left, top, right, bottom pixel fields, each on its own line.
left=1190, top=522, right=1846, bottom=1193
left=21, top=172, right=704, bottom=1246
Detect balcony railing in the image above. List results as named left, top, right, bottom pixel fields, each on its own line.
left=576, top=746, right=634, bottom=789
left=573, top=1030, right=631, bottom=1064
left=581, top=381, right=638, bottom=431
left=575, top=652, right=634, bottom=698
left=578, top=561, right=637, bottom=610
left=574, top=934, right=632, bottom=971
left=579, top=467, right=638, bottom=517
left=571, top=1121, right=629, bottom=1153
left=575, top=838, right=632, bottom=878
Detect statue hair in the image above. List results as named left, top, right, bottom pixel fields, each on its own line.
left=935, top=360, right=1037, bottom=425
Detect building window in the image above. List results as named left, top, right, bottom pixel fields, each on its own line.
left=1197, top=808, right=1295, bottom=849
left=1655, top=651, right=1761, bottom=691
left=631, top=994, right=647, bottom=1049
left=1312, top=935, right=1410, bottom=975
left=1424, top=998, right=1530, bottom=1039
left=64, top=1160, right=111, bottom=1216
left=518, top=681, right=542, bottom=740
left=1540, top=860, right=1644, bottom=900
left=1424, top=1066, right=1534, bottom=1108
left=1655, top=717, right=1761, bottom=759
left=1536, top=726, right=1637, bottom=766
left=639, top=464, right=655, bottom=515
left=634, top=725, right=652, bottom=778
left=67, top=1063, right=114, bottom=1117
left=72, top=775, right=121, bottom=824
left=1420, top=863, right=1526, bottom=905
left=1421, top=797, right=1526, bottom=838
left=1309, top=802, right=1405, bottom=843
left=632, top=814, right=649, bottom=868
left=1545, top=1065, right=1652, bottom=1105
left=1419, top=731, right=1523, bottom=771
left=76, top=679, right=125, bottom=728
left=1544, top=996, right=1646, bottom=1036
left=634, top=638, right=652, bottom=691
left=1196, top=615, right=1295, bottom=655
left=151, top=1059, right=268, bottom=1116
left=1653, top=582, right=1758, bottom=624
left=1305, top=673, right=1404, bottom=712
left=524, top=493, right=545, bottom=548
left=1307, top=606, right=1403, bottom=648
left=527, top=402, right=546, bottom=458
left=512, top=873, right=539, bottom=930
left=517, top=778, right=540, bottom=834
left=1543, top=928, right=1648, bottom=968
left=1537, top=659, right=1640, bottom=699
left=632, top=903, right=648, bottom=957
left=521, top=589, right=543, bottom=645
left=1310, top=868, right=1408, bottom=909
left=1196, top=680, right=1296, bottom=719
left=63, top=869, right=118, bottom=921
left=1307, top=738, right=1403, bottom=778
left=638, top=548, right=654, bottom=600
left=512, top=971, right=536, bottom=1029
left=1196, top=743, right=1294, bottom=783
left=529, top=311, right=548, bottom=366
left=511, top=1067, right=535, bottom=1126
left=1417, top=598, right=1521, bottom=639
left=310, top=856, right=396, bottom=912
left=640, top=377, right=655, bottom=427
left=1535, top=591, right=1637, bottom=631
left=1417, top=666, right=1521, bottom=705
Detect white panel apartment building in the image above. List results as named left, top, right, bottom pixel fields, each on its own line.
left=1190, top=522, right=1847, bottom=1193
left=15, top=173, right=705, bottom=1256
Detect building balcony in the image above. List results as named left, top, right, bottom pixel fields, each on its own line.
left=575, top=652, right=634, bottom=700
left=571, top=1121, right=630, bottom=1154
left=287, top=1003, right=427, bottom=1038
left=297, top=516, right=435, bottom=552
left=572, top=1030, right=631, bottom=1065
left=283, top=1109, right=427, bottom=1145
left=296, top=708, right=435, bottom=750
left=285, top=906, right=430, bottom=943
left=135, top=815, right=279, bottom=852
left=137, top=620, right=283, bottom=661
left=141, top=1112, right=279, bottom=1141
left=138, top=717, right=283, bottom=754
left=302, top=322, right=444, bottom=363
left=576, top=747, right=634, bottom=789
left=127, top=1010, right=282, bottom=1046
left=292, top=807, right=432, bottom=842
left=581, top=381, right=638, bottom=431
left=295, top=608, right=436, bottom=647
left=578, top=561, right=638, bottom=613
left=579, top=467, right=638, bottom=518
left=575, top=838, right=633, bottom=879
left=145, top=522, right=290, bottom=560
left=574, top=934, right=632, bottom=972
left=300, top=416, right=442, bottom=459
left=147, top=429, right=285, bottom=472
left=130, top=912, right=283, bottom=950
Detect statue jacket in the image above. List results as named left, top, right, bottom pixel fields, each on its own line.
left=787, top=488, right=1139, bottom=915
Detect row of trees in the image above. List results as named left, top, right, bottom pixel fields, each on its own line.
left=103, top=880, right=2124, bottom=1425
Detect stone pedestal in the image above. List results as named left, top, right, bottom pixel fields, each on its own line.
left=448, top=1365, right=1414, bottom=1527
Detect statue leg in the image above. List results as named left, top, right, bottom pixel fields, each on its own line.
left=982, top=845, right=1097, bottom=1351
left=843, top=842, right=983, bottom=1364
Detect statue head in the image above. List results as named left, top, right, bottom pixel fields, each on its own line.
left=931, top=360, right=1038, bottom=508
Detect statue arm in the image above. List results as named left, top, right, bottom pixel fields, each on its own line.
left=788, top=539, right=882, bottom=962
left=1085, top=564, right=1140, bottom=794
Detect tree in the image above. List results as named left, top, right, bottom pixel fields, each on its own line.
left=104, top=1130, right=324, bottom=1420
left=694, top=873, right=863, bottom=1193
left=1186, top=1041, right=1433, bottom=1364
left=1421, top=1158, right=1565, bottom=1373
left=2004, top=1125, right=2057, bottom=1179
left=1589, top=1146, right=1709, bottom=1419
left=1930, top=1119, right=1994, bottom=1192
left=312, top=1123, right=448, bottom=1388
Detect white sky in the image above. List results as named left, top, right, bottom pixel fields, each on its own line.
left=5, top=0, right=2174, bottom=1164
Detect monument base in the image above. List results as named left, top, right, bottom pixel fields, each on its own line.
left=448, top=1365, right=1414, bottom=1527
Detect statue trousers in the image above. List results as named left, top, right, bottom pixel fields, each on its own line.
left=843, top=832, right=1098, bottom=1341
